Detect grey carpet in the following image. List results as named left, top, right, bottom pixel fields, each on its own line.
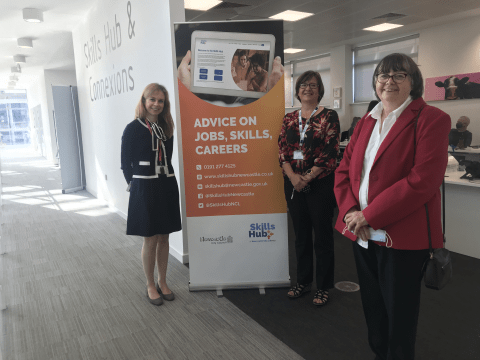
left=0, top=147, right=302, bottom=360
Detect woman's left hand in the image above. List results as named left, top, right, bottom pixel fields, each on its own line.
left=300, top=173, right=315, bottom=183
left=345, top=210, right=369, bottom=240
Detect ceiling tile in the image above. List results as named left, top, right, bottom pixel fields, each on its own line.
left=238, top=0, right=312, bottom=18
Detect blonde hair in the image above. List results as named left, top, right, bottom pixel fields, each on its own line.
left=135, top=83, right=174, bottom=139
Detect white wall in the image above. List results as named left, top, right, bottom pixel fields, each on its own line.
left=72, top=0, right=187, bottom=262
left=419, top=16, right=480, bottom=140
left=26, top=68, right=77, bottom=163
left=26, top=71, right=49, bottom=158
left=330, top=45, right=353, bottom=133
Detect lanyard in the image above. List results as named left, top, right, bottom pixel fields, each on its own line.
left=298, top=107, right=318, bottom=147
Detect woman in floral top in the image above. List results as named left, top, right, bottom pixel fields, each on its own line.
left=278, top=70, right=340, bottom=306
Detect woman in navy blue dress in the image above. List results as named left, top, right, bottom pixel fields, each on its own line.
left=121, top=83, right=182, bottom=306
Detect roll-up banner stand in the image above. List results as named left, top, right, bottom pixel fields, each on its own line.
left=174, top=20, right=289, bottom=291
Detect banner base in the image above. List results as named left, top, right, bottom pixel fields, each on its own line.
left=189, top=280, right=290, bottom=292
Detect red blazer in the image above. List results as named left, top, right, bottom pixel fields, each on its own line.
left=334, top=98, right=451, bottom=250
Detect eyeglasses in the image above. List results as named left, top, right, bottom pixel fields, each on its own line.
left=300, top=83, right=319, bottom=89
left=376, top=73, right=408, bottom=84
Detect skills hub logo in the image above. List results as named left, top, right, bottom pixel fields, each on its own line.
left=249, top=223, right=275, bottom=241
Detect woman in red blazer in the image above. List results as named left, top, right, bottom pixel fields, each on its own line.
left=334, top=53, right=450, bottom=360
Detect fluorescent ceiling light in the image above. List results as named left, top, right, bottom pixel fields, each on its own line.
left=285, top=48, right=306, bottom=54
left=13, top=55, right=26, bottom=63
left=23, top=8, right=44, bottom=23
left=17, top=38, right=33, bottom=48
left=8, top=81, right=16, bottom=87
left=184, top=0, right=221, bottom=11
left=11, top=65, right=21, bottom=73
left=9, top=75, right=19, bottom=81
left=269, top=10, right=314, bottom=22
left=363, top=23, right=403, bottom=32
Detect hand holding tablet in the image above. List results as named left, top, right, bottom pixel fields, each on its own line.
left=189, top=31, right=276, bottom=99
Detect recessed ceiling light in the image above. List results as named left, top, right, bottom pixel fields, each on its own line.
left=17, top=38, right=33, bottom=48
left=13, top=55, right=26, bottom=63
left=184, top=0, right=221, bottom=11
left=285, top=48, right=306, bottom=54
left=23, top=8, right=44, bottom=23
left=269, top=10, right=314, bottom=22
left=363, top=23, right=403, bottom=32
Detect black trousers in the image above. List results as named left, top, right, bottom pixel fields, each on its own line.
left=284, top=173, right=336, bottom=290
left=352, top=241, right=429, bottom=360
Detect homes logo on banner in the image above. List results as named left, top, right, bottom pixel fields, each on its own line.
left=249, top=223, right=275, bottom=242
left=200, top=236, right=233, bottom=245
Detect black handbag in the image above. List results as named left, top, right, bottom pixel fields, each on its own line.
left=423, top=197, right=452, bottom=290
left=413, top=107, right=452, bottom=290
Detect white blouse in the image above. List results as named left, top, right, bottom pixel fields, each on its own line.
left=357, top=96, right=413, bottom=249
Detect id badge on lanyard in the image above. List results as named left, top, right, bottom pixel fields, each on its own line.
left=296, top=107, right=318, bottom=160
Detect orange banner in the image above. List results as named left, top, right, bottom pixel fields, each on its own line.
left=179, top=78, right=286, bottom=217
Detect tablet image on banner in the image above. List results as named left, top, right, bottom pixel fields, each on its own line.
left=175, top=20, right=288, bottom=291
left=190, top=31, right=275, bottom=99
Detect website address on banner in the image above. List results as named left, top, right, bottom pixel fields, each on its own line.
left=206, top=202, right=240, bottom=207
left=203, top=172, right=273, bottom=179
left=204, top=182, right=267, bottom=189
left=205, top=192, right=254, bottom=198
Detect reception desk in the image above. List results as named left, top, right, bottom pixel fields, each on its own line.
left=444, top=151, right=480, bottom=259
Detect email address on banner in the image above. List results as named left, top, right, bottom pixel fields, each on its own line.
left=204, top=182, right=267, bottom=189
left=203, top=172, right=273, bottom=179
left=205, top=192, right=254, bottom=198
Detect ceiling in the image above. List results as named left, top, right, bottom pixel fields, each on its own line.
left=1, top=0, right=480, bottom=90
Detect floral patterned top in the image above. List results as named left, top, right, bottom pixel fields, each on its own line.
left=278, top=108, right=340, bottom=180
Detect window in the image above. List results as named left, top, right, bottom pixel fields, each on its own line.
left=0, top=104, right=8, bottom=129
left=285, top=54, right=331, bottom=107
left=353, top=35, right=419, bottom=102
left=0, top=92, right=30, bottom=146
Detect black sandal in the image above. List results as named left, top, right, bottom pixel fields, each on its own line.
left=287, top=283, right=311, bottom=298
left=313, top=290, right=329, bottom=306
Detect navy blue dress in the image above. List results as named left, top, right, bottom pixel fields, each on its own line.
left=121, top=118, right=182, bottom=237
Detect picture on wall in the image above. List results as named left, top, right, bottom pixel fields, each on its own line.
left=425, top=72, right=480, bottom=101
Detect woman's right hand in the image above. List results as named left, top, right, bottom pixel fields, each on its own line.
left=290, top=173, right=309, bottom=191
left=178, top=51, right=191, bottom=90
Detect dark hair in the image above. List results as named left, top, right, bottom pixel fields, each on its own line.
left=372, top=53, right=423, bottom=100
left=237, top=50, right=247, bottom=58
left=249, top=53, right=265, bottom=68
left=367, top=100, right=379, bottom=113
left=135, top=83, right=174, bottom=139
left=295, top=70, right=325, bottom=104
